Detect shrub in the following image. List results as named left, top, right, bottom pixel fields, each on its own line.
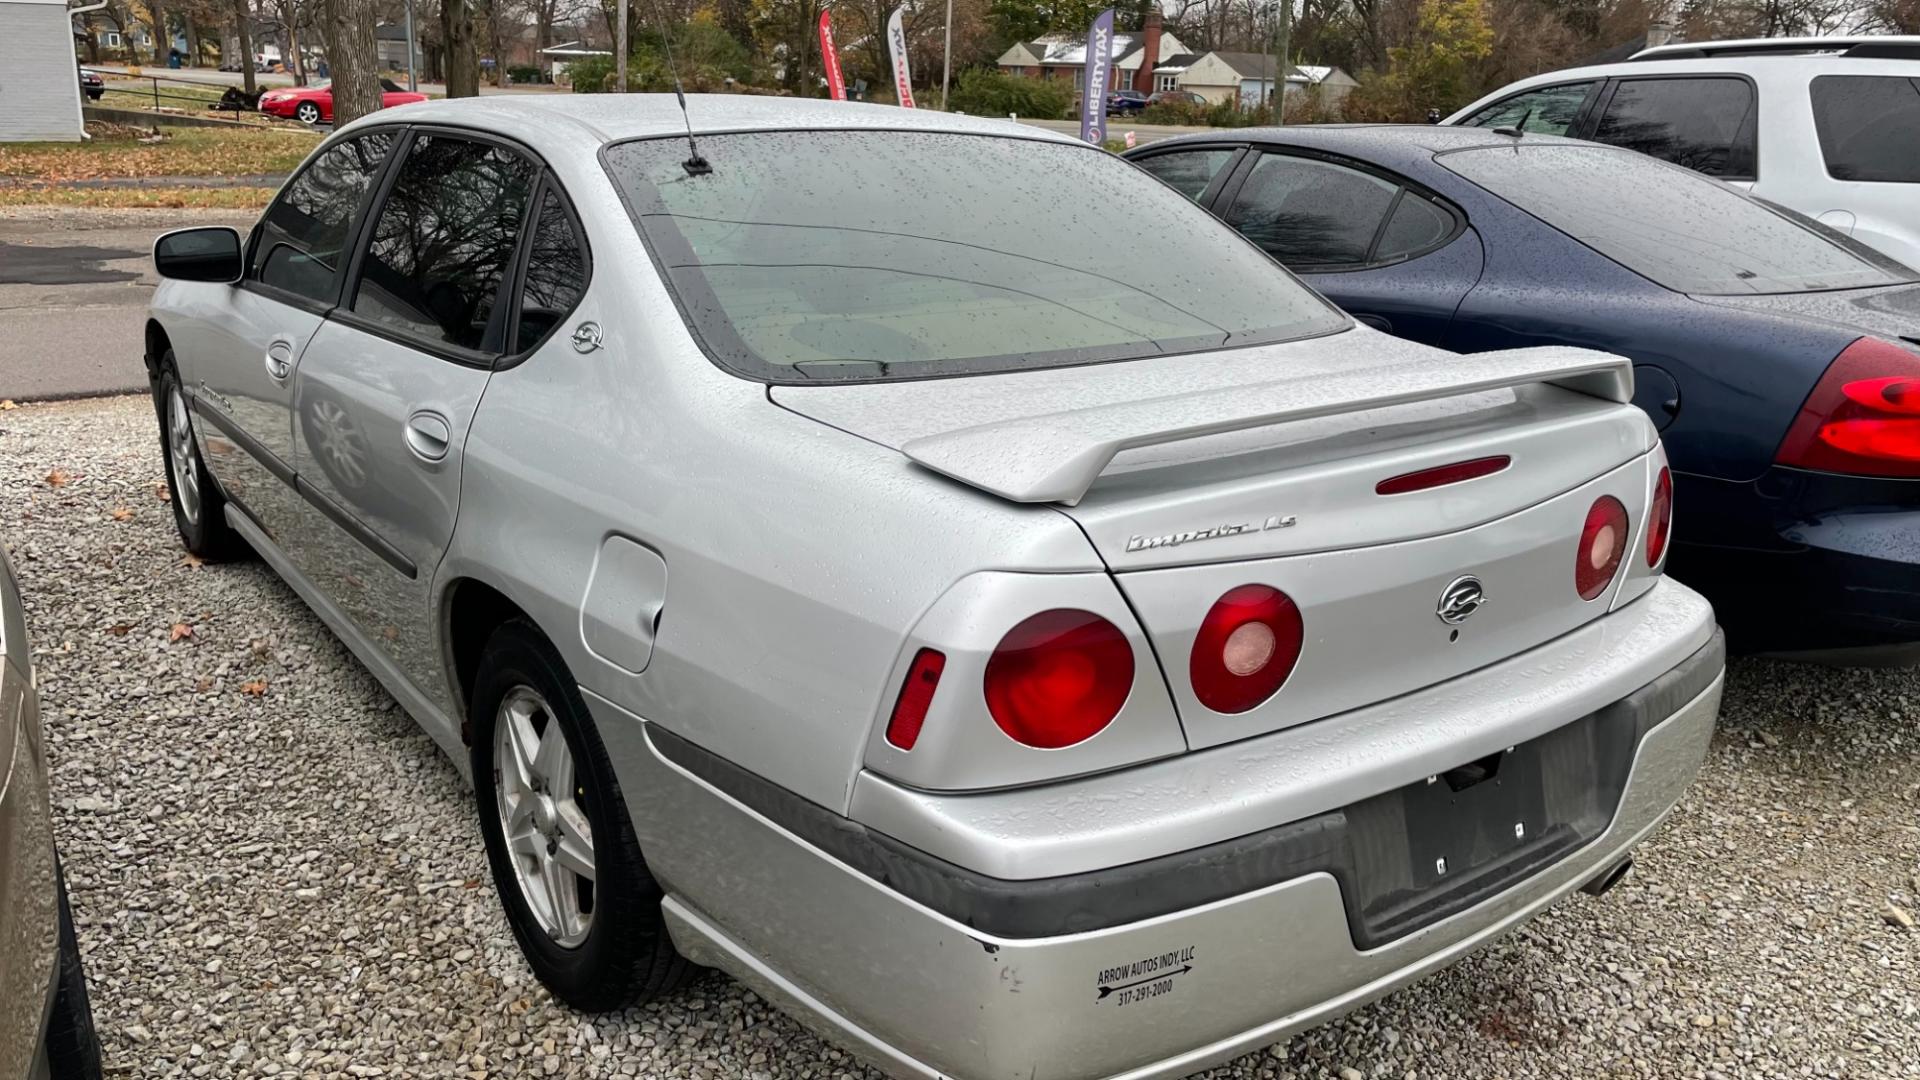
left=946, top=68, right=1074, bottom=119
left=567, top=55, right=614, bottom=93
left=506, top=64, right=545, bottom=85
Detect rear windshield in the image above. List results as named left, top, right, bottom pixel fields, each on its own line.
left=1441, top=143, right=1918, bottom=295
left=603, top=130, right=1347, bottom=382
left=1811, top=75, right=1920, bottom=183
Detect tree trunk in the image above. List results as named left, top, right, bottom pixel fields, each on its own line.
left=236, top=0, right=257, bottom=93
left=485, top=0, right=505, bottom=85
left=183, top=11, right=199, bottom=64
left=317, top=0, right=381, bottom=122
left=442, top=0, right=480, bottom=96
left=150, top=0, right=168, bottom=64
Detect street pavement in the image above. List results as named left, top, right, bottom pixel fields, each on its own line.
left=0, top=209, right=254, bottom=401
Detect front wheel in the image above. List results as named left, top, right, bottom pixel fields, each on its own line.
left=44, top=867, right=103, bottom=1080
left=470, top=620, right=692, bottom=1011
left=295, top=101, right=320, bottom=124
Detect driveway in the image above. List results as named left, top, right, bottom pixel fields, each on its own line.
left=0, top=208, right=254, bottom=401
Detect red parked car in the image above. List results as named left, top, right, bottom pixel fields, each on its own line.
left=258, top=78, right=426, bottom=124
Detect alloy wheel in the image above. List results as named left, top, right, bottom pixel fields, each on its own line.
left=493, top=686, right=596, bottom=948
left=166, top=384, right=202, bottom=526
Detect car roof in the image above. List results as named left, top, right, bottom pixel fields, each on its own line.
left=1135, top=123, right=1600, bottom=171
left=1631, top=34, right=1920, bottom=60
left=347, top=94, right=1077, bottom=150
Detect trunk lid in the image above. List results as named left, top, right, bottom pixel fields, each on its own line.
left=1692, top=282, right=1920, bottom=348
left=774, top=331, right=1661, bottom=748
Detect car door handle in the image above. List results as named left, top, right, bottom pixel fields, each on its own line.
left=404, top=410, right=452, bottom=463
left=264, top=338, right=295, bottom=382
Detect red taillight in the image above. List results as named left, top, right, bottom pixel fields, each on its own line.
left=984, top=610, right=1133, bottom=749
left=1776, top=337, right=1920, bottom=478
left=1576, top=496, right=1629, bottom=601
left=1375, top=455, right=1512, bottom=495
left=1189, top=585, right=1303, bottom=714
left=1646, top=466, right=1672, bottom=567
left=884, top=648, right=945, bottom=750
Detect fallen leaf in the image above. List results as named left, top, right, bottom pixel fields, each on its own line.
left=154, top=482, right=170, bottom=502
left=240, top=679, right=268, bottom=696
left=169, top=622, right=194, bottom=642
left=110, top=507, right=134, bottom=522
left=178, top=553, right=204, bottom=569
left=194, top=676, right=215, bottom=693
left=44, top=469, right=69, bottom=488
left=463, top=879, right=483, bottom=889
left=0, top=400, right=16, bottom=410
left=106, top=623, right=134, bottom=636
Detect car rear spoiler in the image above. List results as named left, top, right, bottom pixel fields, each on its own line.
left=902, top=347, right=1635, bottom=506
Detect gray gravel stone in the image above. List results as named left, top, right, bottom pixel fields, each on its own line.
left=7, top=395, right=1918, bottom=1079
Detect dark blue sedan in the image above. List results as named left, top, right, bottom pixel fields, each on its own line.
left=1126, top=126, right=1920, bottom=662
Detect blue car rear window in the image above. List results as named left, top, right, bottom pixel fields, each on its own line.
left=1442, top=143, right=1918, bottom=295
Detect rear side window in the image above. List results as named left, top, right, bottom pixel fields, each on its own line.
left=514, top=188, right=590, bottom=352
left=1222, top=154, right=1398, bottom=267
left=1591, top=77, right=1757, bottom=180
left=250, top=131, right=394, bottom=304
left=1811, top=75, right=1920, bottom=183
left=603, top=131, right=1346, bottom=383
left=1459, top=82, right=1595, bottom=135
left=1134, top=148, right=1236, bottom=201
left=1374, top=194, right=1456, bottom=261
left=351, top=134, right=538, bottom=352
left=1442, top=144, right=1917, bottom=295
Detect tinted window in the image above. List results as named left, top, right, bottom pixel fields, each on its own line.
left=351, top=135, right=537, bottom=351
left=1461, top=82, right=1594, bottom=135
left=1222, top=154, right=1398, bottom=268
left=250, top=131, right=393, bottom=303
left=604, top=132, right=1346, bottom=382
left=1811, top=75, right=1920, bottom=183
left=515, top=188, right=589, bottom=351
left=1591, top=77, right=1756, bottom=179
left=1375, top=193, right=1455, bottom=261
left=1443, top=144, right=1917, bottom=294
left=1134, top=149, right=1235, bottom=201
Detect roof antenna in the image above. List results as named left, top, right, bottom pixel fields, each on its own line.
left=646, top=0, right=710, bottom=176
left=1493, top=107, right=1533, bottom=139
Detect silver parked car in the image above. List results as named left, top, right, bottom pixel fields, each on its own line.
left=0, top=551, right=103, bottom=1080
left=145, top=97, right=1725, bottom=1080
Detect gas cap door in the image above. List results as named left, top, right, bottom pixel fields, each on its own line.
left=1631, top=364, right=1681, bottom=432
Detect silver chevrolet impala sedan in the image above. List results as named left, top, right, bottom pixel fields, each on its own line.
left=146, top=96, right=1725, bottom=1079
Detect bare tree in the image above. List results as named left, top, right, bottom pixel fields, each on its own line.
left=443, top=0, right=481, bottom=94
left=317, top=0, right=381, bottom=121
left=234, top=0, right=257, bottom=92
left=150, top=0, right=171, bottom=63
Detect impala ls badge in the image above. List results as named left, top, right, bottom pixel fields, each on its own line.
left=570, top=321, right=603, bottom=354
left=1436, top=575, right=1488, bottom=625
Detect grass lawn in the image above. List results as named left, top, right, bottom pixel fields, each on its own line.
left=0, top=185, right=274, bottom=209
left=97, top=81, right=230, bottom=111
left=0, top=123, right=314, bottom=183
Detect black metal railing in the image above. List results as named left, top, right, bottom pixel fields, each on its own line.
left=80, top=67, right=317, bottom=131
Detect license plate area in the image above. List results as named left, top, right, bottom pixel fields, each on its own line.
left=1335, top=705, right=1637, bottom=949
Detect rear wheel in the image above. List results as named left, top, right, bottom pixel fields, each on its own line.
left=470, top=620, right=691, bottom=1011
left=45, top=866, right=103, bottom=1080
left=156, top=359, right=243, bottom=560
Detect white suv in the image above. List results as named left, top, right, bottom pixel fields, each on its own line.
left=1445, top=36, right=1920, bottom=267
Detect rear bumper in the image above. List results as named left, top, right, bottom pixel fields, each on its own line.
left=1670, top=468, right=1920, bottom=661
left=0, top=660, right=61, bottom=1080
left=595, top=583, right=1723, bottom=1080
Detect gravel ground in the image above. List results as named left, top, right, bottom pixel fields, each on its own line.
left=5, top=394, right=1917, bottom=1080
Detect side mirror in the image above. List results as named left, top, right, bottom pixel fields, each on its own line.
left=154, top=226, right=244, bottom=283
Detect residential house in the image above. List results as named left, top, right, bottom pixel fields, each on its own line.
left=4, top=0, right=84, bottom=140
left=1177, top=51, right=1355, bottom=109
left=996, top=11, right=1188, bottom=96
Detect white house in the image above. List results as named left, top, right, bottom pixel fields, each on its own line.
left=996, top=12, right=1188, bottom=96
left=1, top=0, right=86, bottom=141
left=1176, top=52, right=1357, bottom=108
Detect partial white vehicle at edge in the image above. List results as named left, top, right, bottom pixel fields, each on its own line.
left=144, top=95, right=1724, bottom=1080
left=1445, top=36, right=1920, bottom=267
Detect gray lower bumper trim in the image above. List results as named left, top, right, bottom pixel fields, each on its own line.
left=648, top=628, right=1725, bottom=940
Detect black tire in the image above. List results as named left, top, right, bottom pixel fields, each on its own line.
left=45, top=866, right=103, bottom=1080
left=155, top=359, right=244, bottom=561
left=470, top=620, right=691, bottom=1011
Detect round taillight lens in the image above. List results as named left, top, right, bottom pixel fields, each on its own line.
left=1190, top=585, right=1303, bottom=714
left=1576, top=495, right=1630, bottom=601
left=1647, top=466, right=1672, bottom=567
left=984, top=610, right=1134, bottom=749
